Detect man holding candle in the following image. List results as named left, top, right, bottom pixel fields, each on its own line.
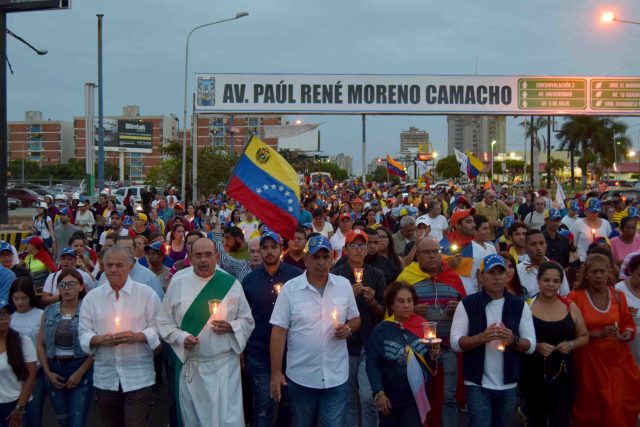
left=270, top=235, right=360, bottom=427
left=241, top=231, right=303, bottom=427
left=331, top=229, right=385, bottom=427
left=450, top=254, right=536, bottom=427
left=157, top=238, right=255, bottom=427
left=569, top=198, right=612, bottom=263
left=78, top=246, right=162, bottom=426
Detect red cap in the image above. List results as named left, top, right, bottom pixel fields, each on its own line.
left=353, top=198, right=364, bottom=204
left=339, top=212, right=353, bottom=221
left=450, top=208, right=476, bottom=227
left=345, top=229, right=368, bottom=244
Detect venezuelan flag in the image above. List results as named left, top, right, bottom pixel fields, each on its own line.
left=466, top=152, right=484, bottom=179
left=386, top=154, right=407, bottom=178
left=227, top=136, right=301, bottom=239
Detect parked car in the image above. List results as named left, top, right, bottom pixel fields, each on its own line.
left=8, top=198, right=19, bottom=210
left=7, top=188, right=41, bottom=207
left=114, top=186, right=146, bottom=203
left=601, top=187, right=640, bottom=202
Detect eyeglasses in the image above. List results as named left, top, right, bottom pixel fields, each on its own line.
left=348, top=243, right=367, bottom=250
left=57, top=281, right=80, bottom=289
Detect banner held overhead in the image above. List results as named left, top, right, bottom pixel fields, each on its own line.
left=194, top=74, right=640, bottom=116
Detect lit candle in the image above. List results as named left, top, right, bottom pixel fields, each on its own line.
left=591, top=228, right=597, bottom=240
left=208, top=299, right=221, bottom=321
left=331, top=308, right=338, bottom=328
left=496, top=342, right=506, bottom=352
left=451, top=244, right=459, bottom=254
left=114, top=316, right=121, bottom=333
left=164, top=243, right=171, bottom=255
left=353, top=268, right=364, bottom=284
left=274, top=283, right=282, bottom=295
left=421, top=321, right=442, bottom=344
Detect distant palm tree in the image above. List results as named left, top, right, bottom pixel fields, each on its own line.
left=519, top=117, right=548, bottom=188
left=557, top=116, right=630, bottom=187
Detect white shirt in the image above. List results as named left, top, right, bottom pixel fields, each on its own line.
left=560, top=214, right=577, bottom=229
left=75, top=210, right=95, bottom=234
left=450, top=297, right=536, bottom=390
left=10, top=308, right=43, bottom=348
left=516, top=255, right=570, bottom=296
left=524, top=211, right=546, bottom=231
left=98, top=228, right=130, bottom=246
left=459, top=241, right=487, bottom=296
left=270, top=272, right=359, bottom=389
left=312, top=221, right=334, bottom=238
left=79, top=277, right=161, bottom=392
left=0, top=334, right=36, bottom=403
left=569, top=218, right=612, bottom=262
left=43, top=269, right=95, bottom=296
left=419, top=214, right=448, bottom=241
left=329, top=229, right=347, bottom=259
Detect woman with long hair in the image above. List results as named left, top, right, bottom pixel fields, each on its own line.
left=521, top=262, right=589, bottom=427
left=22, top=236, right=57, bottom=297
left=32, top=202, right=56, bottom=252
left=568, top=253, right=640, bottom=426
left=123, top=190, right=135, bottom=216
left=0, top=299, right=37, bottom=427
left=102, top=199, right=117, bottom=227
left=615, top=253, right=640, bottom=365
left=133, top=235, right=148, bottom=260
left=168, top=223, right=187, bottom=263
left=376, top=227, right=404, bottom=274
left=9, top=278, right=44, bottom=427
left=226, top=209, right=241, bottom=229
left=37, top=268, right=93, bottom=427
left=498, top=252, right=528, bottom=301
left=184, top=204, right=196, bottom=224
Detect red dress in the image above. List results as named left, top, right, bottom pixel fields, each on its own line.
left=568, top=288, right=640, bottom=426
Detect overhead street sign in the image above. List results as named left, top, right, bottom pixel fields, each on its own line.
left=517, top=78, right=586, bottom=110
left=591, top=79, right=640, bottom=111
left=0, top=0, right=70, bottom=12
left=195, top=74, right=640, bottom=116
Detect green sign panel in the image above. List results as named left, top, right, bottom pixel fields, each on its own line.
left=517, top=78, right=587, bottom=110
left=591, top=79, right=640, bottom=110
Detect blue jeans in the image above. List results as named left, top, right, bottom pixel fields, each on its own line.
left=47, top=358, right=93, bottom=427
left=440, top=349, right=458, bottom=427
left=288, top=378, right=349, bottom=427
left=0, top=400, right=17, bottom=427
left=245, top=355, right=291, bottom=427
left=345, top=349, right=377, bottom=427
left=466, top=385, right=517, bottom=427
left=23, top=368, right=46, bottom=427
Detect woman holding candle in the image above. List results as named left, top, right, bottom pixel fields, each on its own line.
left=366, top=282, right=439, bottom=427
left=37, top=268, right=93, bottom=427
left=520, top=262, right=589, bottom=427
left=568, top=253, right=640, bottom=426
left=168, top=224, right=187, bottom=264
left=569, top=199, right=612, bottom=263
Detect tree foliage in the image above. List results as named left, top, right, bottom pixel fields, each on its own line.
left=367, top=166, right=400, bottom=185
left=435, top=155, right=462, bottom=179
left=9, top=158, right=94, bottom=181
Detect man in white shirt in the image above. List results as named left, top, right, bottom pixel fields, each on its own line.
left=270, top=235, right=360, bottom=427
left=450, top=254, right=536, bottom=427
left=98, top=211, right=131, bottom=248
left=561, top=200, right=581, bottom=229
left=157, top=238, right=254, bottom=427
left=516, top=229, right=571, bottom=296
left=41, top=247, right=95, bottom=306
left=330, top=212, right=353, bottom=260
left=79, top=246, right=161, bottom=427
left=523, top=197, right=546, bottom=231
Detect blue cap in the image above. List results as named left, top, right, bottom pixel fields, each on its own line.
left=558, top=229, right=571, bottom=239
left=502, top=216, right=515, bottom=229
left=586, top=199, right=601, bottom=213
left=123, top=216, right=133, bottom=226
left=627, top=206, right=639, bottom=218
left=144, top=241, right=164, bottom=253
left=371, top=199, right=380, bottom=206
left=0, top=299, right=15, bottom=314
left=480, top=254, right=506, bottom=272
left=306, top=235, right=332, bottom=255
left=207, top=198, right=215, bottom=204
left=59, top=247, right=76, bottom=258
left=260, top=231, right=281, bottom=245
left=569, top=200, right=581, bottom=212
left=0, top=242, right=12, bottom=253
left=110, top=210, right=124, bottom=217
left=59, top=208, right=70, bottom=216
left=302, top=222, right=313, bottom=229
left=547, top=208, right=562, bottom=221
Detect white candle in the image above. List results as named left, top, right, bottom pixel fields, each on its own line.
left=331, top=308, right=338, bottom=328
left=451, top=244, right=459, bottom=254
left=354, top=268, right=363, bottom=284
left=114, top=316, right=121, bottom=333
left=274, top=283, right=282, bottom=295
left=208, top=299, right=222, bottom=321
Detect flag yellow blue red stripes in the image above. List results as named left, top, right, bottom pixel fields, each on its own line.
left=466, top=152, right=484, bottom=179
left=227, top=136, right=301, bottom=239
left=386, top=154, right=407, bottom=178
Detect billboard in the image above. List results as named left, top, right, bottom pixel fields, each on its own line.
left=195, top=73, right=640, bottom=116
left=93, top=119, right=153, bottom=154
left=0, top=0, right=70, bottom=12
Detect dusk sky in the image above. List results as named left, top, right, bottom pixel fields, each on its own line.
left=6, top=0, right=640, bottom=174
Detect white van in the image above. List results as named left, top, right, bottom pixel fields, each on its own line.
left=114, top=186, right=146, bottom=203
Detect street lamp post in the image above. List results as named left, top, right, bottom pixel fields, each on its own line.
left=182, top=12, right=249, bottom=204
left=614, top=140, right=621, bottom=182
left=602, top=12, right=640, bottom=25
left=490, top=140, right=497, bottom=183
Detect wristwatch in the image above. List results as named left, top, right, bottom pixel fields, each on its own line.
left=347, top=326, right=353, bottom=338
left=14, top=404, right=25, bottom=414
left=513, top=335, right=520, bottom=346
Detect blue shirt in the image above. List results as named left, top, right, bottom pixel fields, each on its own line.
left=138, top=256, right=174, bottom=269
left=130, top=263, right=165, bottom=301
left=0, top=265, right=17, bottom=302
left=241, top=263, right=303, bottom=364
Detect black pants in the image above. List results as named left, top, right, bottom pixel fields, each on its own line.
left=378, top=401, right=422, bottom=427
left=523, top=380, right=573, bottom=427
left=95, top=386, right=151, bottom=427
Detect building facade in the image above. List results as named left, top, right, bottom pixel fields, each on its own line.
left=447, top=115, right=506, bottom=157
left=331, top=153, right=353, bottom=175
left=400, top=127, right=429, bottom=155
left=8, top=111, right=74, bottom=166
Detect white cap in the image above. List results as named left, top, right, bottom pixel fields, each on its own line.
left=416, top=215, right=431, bottom=228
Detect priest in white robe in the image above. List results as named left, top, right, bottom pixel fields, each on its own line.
left=157, top=238, right=254, bottom=427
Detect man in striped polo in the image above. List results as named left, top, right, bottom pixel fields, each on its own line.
left=397, top=236, right=467, bottom=427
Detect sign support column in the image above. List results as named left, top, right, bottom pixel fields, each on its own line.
left=96, top=14, right=105, bottom=194
left=361, top=115, right=366, bottom=185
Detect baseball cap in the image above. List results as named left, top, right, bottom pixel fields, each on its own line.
left=480, top=254, right=506, bottom=273
left=59, top=208, right=70, bottom=216
left=306, top=235, right=332, bottom=255
left=302, top=223, right=314, bottom=230
left=0, top=242, right=13, bottom=254
left=502, top=216, right=515, bottom=229
left=260, top=231, right=281, bottom=245
left=123, top=216, right=133, bottom=227
left=416, top=215, right=430, bottom=228
left=450, top=208, right=476, bottom=228
left=586, top=199, right=601, bottom=212
left=59, top=247, right=77, bottom=258
left=77, top=202, right=87, bottom=207
left=547, top=208, right=562, bottom=221
left=339, top=212, right=353, bottom=221
left=353, top=198, right=364, bottom=205
left=37, top=202, right=48, bottom=209
left=0, top=299, right=16, bottom=315
left=137, top=213, right=148, bottom=223
left=569, top=200, right=581, bottom=212
left=627, top=206, right=639, bottom=218
left=21, top=235, right=44, bottom=247
left=345, top=229, right=368, bottom=245
left=110, top=210, right=123, bottom=217
left=144, top=241, right=164, bottom=253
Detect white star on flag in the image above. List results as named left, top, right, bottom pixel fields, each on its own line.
left=256, top=188, right=262, bottom=194
left=284, top=191, right=290, bottom=197
left=288, top=199, right=293, bottom=204
left=271, top=184, right=277, bottom=190
left=278, top=185, right=284, bottom=191
left=263, top=184, right=269, bottom=190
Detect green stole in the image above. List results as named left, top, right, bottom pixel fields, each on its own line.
left=173, top=270, right=235, bottom=426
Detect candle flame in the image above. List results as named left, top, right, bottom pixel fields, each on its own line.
left=274, top=284, right=282, bottom=294
left=451, top=244, right=458, bottom=253
left=331, top=309, right=337, bottom=321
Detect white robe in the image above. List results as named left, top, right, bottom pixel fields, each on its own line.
left=157, top=270, right=255, bottom=427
